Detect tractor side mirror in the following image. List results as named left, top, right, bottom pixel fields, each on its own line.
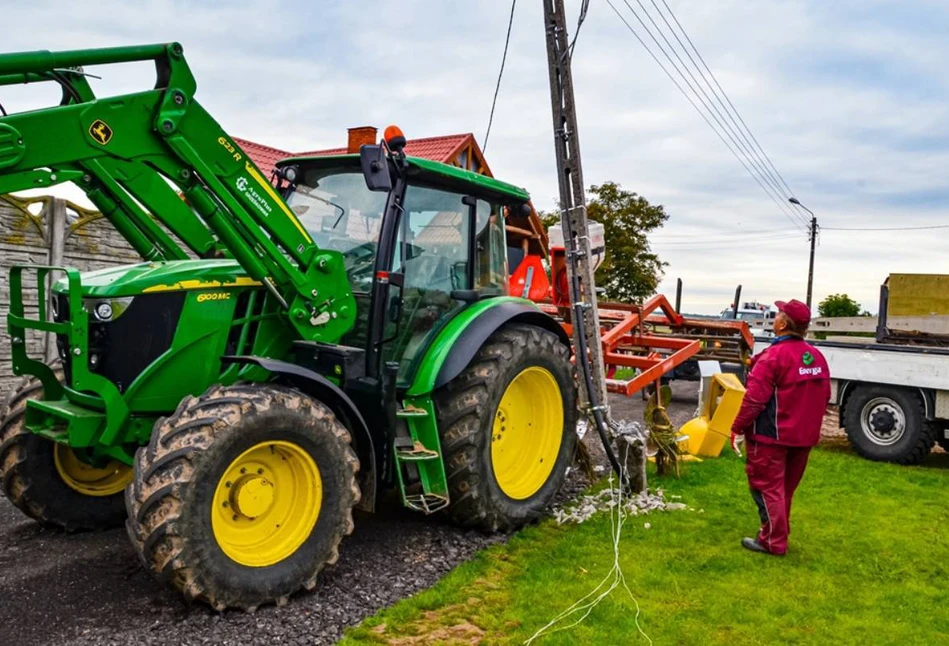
left=360, top=144, right=393, bottom=192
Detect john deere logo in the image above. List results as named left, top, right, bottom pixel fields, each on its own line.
left=89, top=119, right=113, bottom=145
left=802, top=352, right=815, bottom=366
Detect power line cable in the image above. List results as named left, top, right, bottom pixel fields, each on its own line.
left=632, top=0, right=804, bottom=226
left=654, top=232, right=804, bottom=244
left=482, top=0, right=517, bottom=154
left=567, top=0, right=592, bottom=58
left=645, top=0, right=808, bottom=226
left=653, top=227, right=802, bottom=238
left=657, top=0, right=810, bottom=223
left=653, top=235, right=804, bottom=249
left=620, top=0, right=808, bottom=230
left=823, top=223, right=949, bottom=232
left=604, top=0, right=808, bottom=234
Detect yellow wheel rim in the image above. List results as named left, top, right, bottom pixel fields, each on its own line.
left=490, top=367, right=564, bottom=500
left=211, top=441, right=322, bottom=568
left=53, top=444, right=133, bottom=497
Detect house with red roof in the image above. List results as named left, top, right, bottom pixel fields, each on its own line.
left=233, top=126, right=492, bottom=180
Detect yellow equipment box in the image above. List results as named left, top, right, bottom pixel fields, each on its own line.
left=680, top=372, right=746, bottom=457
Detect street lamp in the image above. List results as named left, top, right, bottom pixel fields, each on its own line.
left=789, top=197, right=818, bottom=309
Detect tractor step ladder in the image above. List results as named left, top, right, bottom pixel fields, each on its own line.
left=393, top=401, right=449, bottom=514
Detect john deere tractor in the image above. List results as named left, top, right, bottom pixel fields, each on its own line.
left=0, top=44, right=576, bottom=610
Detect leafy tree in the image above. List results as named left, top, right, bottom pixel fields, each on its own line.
left=818, top=293, right=861, bottom=318
left=538, top=182, right=668, bottom=302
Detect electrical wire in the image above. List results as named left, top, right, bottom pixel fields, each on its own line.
left=482, top=0, right=517, bottom=154
left=525, top=467, right=652, bottom=645
left=618, top=0, right=808, bottom=232
left=567, top=0, right=592, bottom=58
left=652, top=234, right=804, bottom=247
left=652, top=227, right=802, bottom=238
left=604, top=0, right=808, bottom=235
left=823, top=223, right=949, bottom=231
left=657, top=0, right=806, bottom=219
left=632, top=0, right=800, bottom=225
left=648, top=0, right=809, bottom=225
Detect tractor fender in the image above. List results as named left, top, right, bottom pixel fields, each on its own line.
left=221, top=355, right=377, bottom=511
left=406, top=298, right=570, bottom=397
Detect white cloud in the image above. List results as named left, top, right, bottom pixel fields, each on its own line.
left=2, top=0, right=947, bottom=314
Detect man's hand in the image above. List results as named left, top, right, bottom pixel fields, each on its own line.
left=730, top=431, right=744, bottom=457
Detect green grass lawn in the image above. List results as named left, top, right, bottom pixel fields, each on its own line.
left=342, top=445, right=949, bottom=645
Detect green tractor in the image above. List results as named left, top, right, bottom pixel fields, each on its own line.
left=0, top=44, right=577, bottom=609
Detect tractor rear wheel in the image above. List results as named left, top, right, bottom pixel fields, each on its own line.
left=435, top=324, right=577, bottom=531
left=0, top=367, right=131, bottom=531
left=125, top=383, right=360, bottom=611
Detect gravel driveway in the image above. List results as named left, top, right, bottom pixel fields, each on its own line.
left=0, top=382, right=702, bottom=645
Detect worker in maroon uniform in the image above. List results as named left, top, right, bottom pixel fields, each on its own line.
left=731, top=299, right=830, bottom=555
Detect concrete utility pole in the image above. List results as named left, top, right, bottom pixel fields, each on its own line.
left=789, top=198, right=817, bottom=309
left=543, top=0, right=646, bottom=490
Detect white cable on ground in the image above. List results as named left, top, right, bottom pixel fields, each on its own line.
left=524, top=467, right=653, bottom=645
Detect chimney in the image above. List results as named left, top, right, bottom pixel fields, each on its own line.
left=347, top=126, right=378, bottom=153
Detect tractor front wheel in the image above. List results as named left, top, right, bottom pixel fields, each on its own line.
left=125, top=384, right=360, bottom=611
left=436, top=324, right=577, bottom=531
left=0, top=368, right=131, bottom=531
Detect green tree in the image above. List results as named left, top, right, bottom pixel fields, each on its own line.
left=538, top=182, right=668, bottom=302
left=818, top=293, right=861, bottom=318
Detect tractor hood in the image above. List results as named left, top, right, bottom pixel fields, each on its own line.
left=53, top=259, right=259, bottom=298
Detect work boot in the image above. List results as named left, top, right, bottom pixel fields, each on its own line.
left=741, top=537, right=782, bottom=555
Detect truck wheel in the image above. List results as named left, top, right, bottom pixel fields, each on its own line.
left=0, top=367, right=131, bottom=531
left=435, top=324, right=577, bottom=531
left=125, top=384, right=360, bottom=611
left=844, top=385, right=937, bottom=465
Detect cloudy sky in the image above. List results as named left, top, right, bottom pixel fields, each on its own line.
left=3, top=0, right=947, bottom=314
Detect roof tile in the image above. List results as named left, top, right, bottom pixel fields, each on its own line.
left=235, top=133, right=473, bottom=178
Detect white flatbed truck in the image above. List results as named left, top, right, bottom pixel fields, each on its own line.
left=753, top=274, right=949, bottom=464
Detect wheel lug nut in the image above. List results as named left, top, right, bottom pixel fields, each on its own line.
left=258, top=468, right=264, bottom=475
left=232, top=514, right=239, bottom=521
left=222, top=501, right=229, bottom=508
left=225, top=481, right=232, bottom=488
left=240, top=468, right=246, bottom=474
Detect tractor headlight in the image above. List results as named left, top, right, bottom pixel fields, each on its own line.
left=83, top=297, right=134, bottom=322
left=95, top=302, right=113, bottom=321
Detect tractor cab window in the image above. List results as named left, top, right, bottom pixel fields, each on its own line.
left=382, top=185, right=506, bottom=382
left=475, top=200, right=507, bottom=296
left=286, top=167, right=388, bottom=294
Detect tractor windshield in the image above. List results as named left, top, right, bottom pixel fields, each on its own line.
left=287, top=166, right=388, bottom=292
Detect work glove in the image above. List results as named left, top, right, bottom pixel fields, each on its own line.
left=730, top=431, right=744, bottom=458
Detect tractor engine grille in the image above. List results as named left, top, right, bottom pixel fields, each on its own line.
left=55, top=292, right=186, bottom=392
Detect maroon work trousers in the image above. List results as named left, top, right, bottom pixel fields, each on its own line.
left=745, top=439, right=812, bottom=555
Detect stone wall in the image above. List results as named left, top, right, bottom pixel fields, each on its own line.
left=0, top=195, right=139, bottom=401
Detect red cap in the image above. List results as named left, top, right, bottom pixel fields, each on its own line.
left=775, top=299, right=811, bottom=326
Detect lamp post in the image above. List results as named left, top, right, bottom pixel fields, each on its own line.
left=789, top=197, right=817, bottom=309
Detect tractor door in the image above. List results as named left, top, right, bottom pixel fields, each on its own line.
left=380, top=184, right=506, bottom=384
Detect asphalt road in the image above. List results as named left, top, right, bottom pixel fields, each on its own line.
left=0, top=381, right=703, bottom=646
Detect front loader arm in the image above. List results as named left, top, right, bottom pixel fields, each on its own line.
left=0, top=43, right=355, bottom=343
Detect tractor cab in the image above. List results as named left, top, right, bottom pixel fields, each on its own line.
left=276, top=153, right=521, bottom=383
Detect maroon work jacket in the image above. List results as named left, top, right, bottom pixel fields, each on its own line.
left=732, top=336, right=831, bottom=447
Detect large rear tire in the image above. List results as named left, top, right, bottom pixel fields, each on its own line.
left=125, top=383, right=360, bottom=611
left=435, top=324, right=577, bottom=531
left=0, top=367, right=131, bottom=531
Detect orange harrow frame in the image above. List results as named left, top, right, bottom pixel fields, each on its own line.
left=538, top=293, right=754, bottom=397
